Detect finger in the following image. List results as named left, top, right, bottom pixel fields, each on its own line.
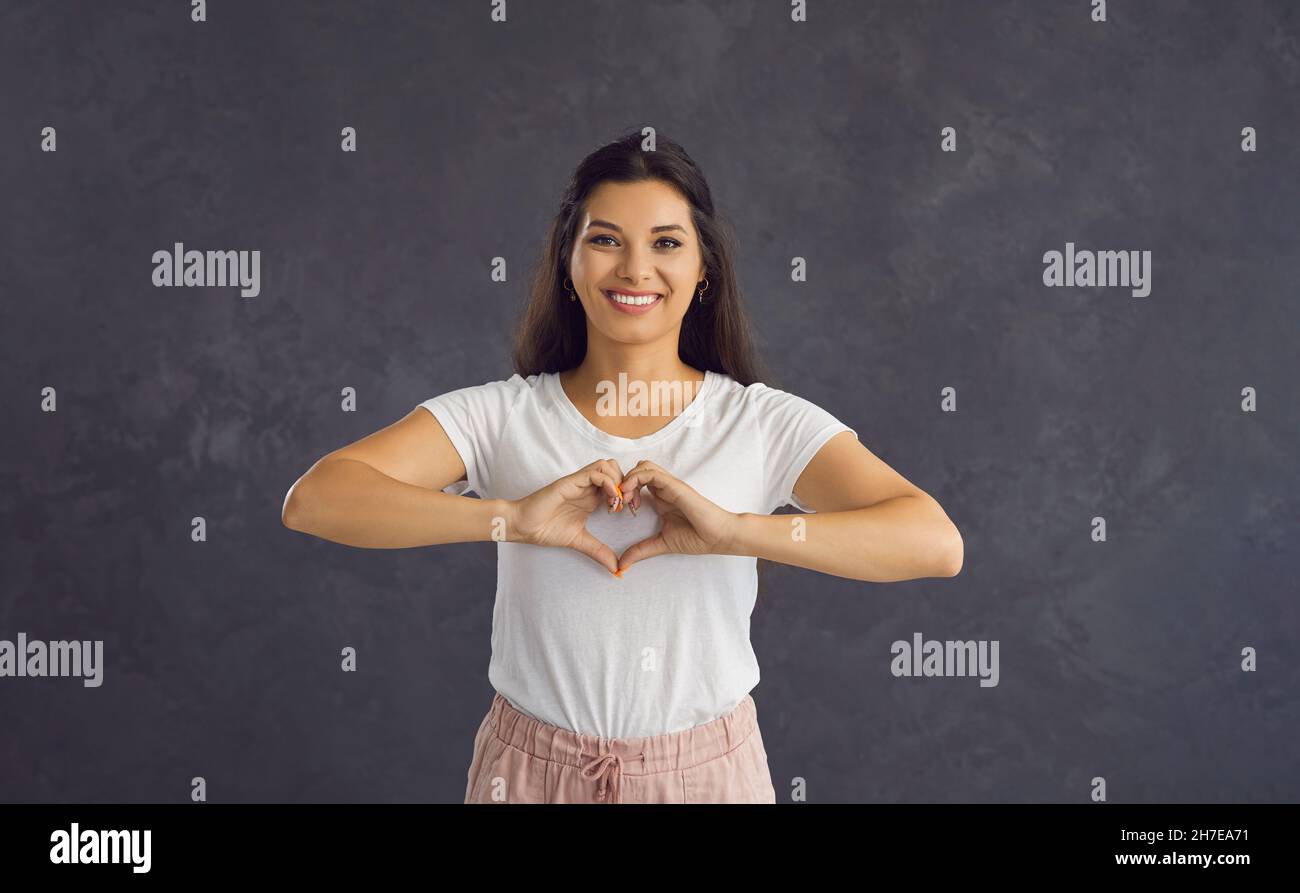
left=617, top=532, right=671, bottom=573
left=600, top=473, right=624, bottom=513
left=592, top=470, right=618, bottom=513
left=620, top=463, right=683, bottom=512
left=582, top=470, right=623, bottom=514
left=578, top=468, right=621, bottom=509
left=568, top=527, right=619, bottom=575
left=577, top=460, right=621, bottom=509
left=592, top=458, right=626, bottom=512
left=581, top=458, right=623, bottom=487
left=594, top=457, right=626, bottom=483
left=638, top=486, right=662, bottom=514
left=619, top=466, right=647, bottom=513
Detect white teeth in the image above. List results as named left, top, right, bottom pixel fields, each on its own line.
left=606, top=291, right=661, bottom=306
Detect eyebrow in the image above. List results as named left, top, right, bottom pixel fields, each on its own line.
left=587, top=219, right=688, bottom=235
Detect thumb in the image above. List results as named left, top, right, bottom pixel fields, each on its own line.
left=617, top=532, right=670, bottom=574
left=568, top=528, right=619, bottom=576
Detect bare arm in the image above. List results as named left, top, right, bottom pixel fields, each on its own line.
left=725, top=430, right=963, bottom=582
left=281, top=408, right=510, bottom=549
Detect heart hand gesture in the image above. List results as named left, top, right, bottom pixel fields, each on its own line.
left=614, top=460, right=742, bottom=574
left=505, top=459, right=743, bottom=577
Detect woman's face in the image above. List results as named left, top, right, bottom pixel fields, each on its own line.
left=568, top=179, right=706, bottom=344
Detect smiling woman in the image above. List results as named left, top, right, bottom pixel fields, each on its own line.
left=280, top=127, right=962, bottom=803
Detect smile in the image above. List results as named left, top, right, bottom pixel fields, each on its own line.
left=602, top=289, right=664, bottom=315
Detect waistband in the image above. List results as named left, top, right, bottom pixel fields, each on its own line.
left=484, top=692, right=759, bottom=803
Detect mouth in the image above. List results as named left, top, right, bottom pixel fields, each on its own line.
left=602, top=289, right=664, bottom=315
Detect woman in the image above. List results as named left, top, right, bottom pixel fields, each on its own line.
left=281, top=130, right=963, bottom=804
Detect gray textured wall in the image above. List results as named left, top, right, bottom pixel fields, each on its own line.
left=1, top=0, right=1296, bottom=803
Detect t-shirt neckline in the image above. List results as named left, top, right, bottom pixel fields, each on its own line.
left=546, top=369, right=718, bottom=449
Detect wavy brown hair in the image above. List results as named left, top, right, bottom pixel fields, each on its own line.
left=511, top=128, right=774, bottom=388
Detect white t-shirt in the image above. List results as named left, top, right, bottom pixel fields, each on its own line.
left=418, top=369, right=855, bottom=739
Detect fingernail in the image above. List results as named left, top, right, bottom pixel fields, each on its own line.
left=628, top=500, right=637, bottom=515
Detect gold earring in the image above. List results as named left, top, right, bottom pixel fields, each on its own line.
left=563, top=277, right=576, bottom=302
left=697, top=278, right=710, bottom=303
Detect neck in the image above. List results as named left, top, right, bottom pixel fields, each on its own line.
left=562, top=330, right=704, bottom=400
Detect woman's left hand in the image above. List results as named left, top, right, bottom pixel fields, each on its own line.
left=615, top=460, right=743, bottom=574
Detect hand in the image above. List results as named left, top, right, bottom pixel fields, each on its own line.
left=615, top=460, right=744, bottom=574
left=505, top=459, right=628, bottom=575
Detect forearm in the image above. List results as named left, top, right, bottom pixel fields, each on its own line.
left=724, top=495, right=963, bottom=582
left=282, top=458, right=511, bottom=549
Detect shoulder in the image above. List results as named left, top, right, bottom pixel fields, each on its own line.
left=719, top=375, right=857, bottom=448
left=434, top=372, right=542, bottom=397
left=713, top=374, right=824, bottom=417
left=418, top=372, right=545, bottom=416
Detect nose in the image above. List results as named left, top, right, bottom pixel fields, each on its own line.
left=615, top=243, right=653, bottom=284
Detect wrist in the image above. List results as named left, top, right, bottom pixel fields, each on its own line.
left=487, top=498, right=519, bottom=543
left=723, top=512, right=755, bottom=556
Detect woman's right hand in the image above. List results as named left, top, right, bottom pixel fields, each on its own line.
left=505, top=459, right=628, bottom=575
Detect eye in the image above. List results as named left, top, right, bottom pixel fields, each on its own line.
left=588, top=235, right=683, bottom=250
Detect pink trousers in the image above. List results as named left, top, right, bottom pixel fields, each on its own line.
left=464, top=691, right=778, bottom=804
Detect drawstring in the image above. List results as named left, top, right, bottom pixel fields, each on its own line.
left=580, top=752, right=625, bottom=803
left=578, top=738, right=645, bottom=803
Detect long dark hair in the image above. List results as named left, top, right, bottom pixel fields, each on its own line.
left=511, top=128, right=773, bottom=388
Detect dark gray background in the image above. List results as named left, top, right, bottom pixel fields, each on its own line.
left=1, top=0, right=1296, bottom=803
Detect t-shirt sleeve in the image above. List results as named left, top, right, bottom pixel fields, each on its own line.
left=416, top=374, right=527, bottom=498
left=753, top=384, right=857, bottom=514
